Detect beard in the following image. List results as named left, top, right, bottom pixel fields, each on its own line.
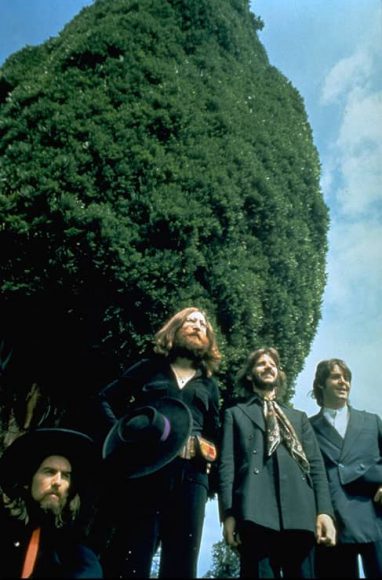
left=29, top=495, right=68, bottom=529
left=251, top=374, right=278, bottom=393
left=172, top=328, right=210, bottom=361
left=39, top=493, right=66, bottom=515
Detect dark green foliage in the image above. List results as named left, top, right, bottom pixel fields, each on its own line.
left=203, top=540, right=240, bottom=578
left=0, top=0, right=328, bottom=426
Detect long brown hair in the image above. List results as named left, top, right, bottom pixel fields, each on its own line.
left=154, top=307, right=221, bottom=377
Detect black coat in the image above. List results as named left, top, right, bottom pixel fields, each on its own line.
left=98, top=355, right=221, bottom=445
left=218, top=395, right=333, bottom=533
left=310, top=406, right=382, bottom=543
left=0, top=514, right=102, bottom=579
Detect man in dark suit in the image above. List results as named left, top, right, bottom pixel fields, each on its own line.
left=310, top=358, right=382, bottom=578
left=218, top=347, right=336, bottom=578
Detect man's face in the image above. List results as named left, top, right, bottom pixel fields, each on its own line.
left=31, top=455, right=72, bottom=515
left=322, top=364, right=351, bottom=409
left=250, top=353, right=279, bottom=392
left=175, top=311, right=210, bottom=351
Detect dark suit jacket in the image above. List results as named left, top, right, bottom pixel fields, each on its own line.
left=98, top=355, right=220, bottom=444
left=310, top=406, right=382, bottom=543
left=218, top=395, right=333, bottom=533
left=0, top=513, right=103, bottom=579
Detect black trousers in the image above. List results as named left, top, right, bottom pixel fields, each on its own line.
left=316, top=540, right=382, bottom=578
left=238, top=522, right=315, bottom=578
left=99, top=458, right=208, bottom=578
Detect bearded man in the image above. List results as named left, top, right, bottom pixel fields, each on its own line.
left=95, top=307, right=222, bottom=578
left=218, top=347, right=336, bottom=578
left=0, top=428, right=102, bottom=578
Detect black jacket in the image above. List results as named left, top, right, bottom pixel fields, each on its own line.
left=218, top=395, right=333, bottom=532
left=98, top=355, right=221, bottom=445
left=0, top=513, right=102, bottom=578
left=310, top=406, right=382, bottom=543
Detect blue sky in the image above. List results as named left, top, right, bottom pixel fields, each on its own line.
left=252, top=0, right=382, bottom=422
left=1, top=0, right=381, bottom=576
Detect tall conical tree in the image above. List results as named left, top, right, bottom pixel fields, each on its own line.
left=0, top=0, right=328, bottom=430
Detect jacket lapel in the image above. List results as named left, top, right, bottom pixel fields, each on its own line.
left=340, top=407, right=365, bottom=461
left=311, top=410, right=344, bottom=451
left=237, top=396, right=266, bottom=432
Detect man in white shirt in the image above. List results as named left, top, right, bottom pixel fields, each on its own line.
left=310, top=358, right=382, bottom=578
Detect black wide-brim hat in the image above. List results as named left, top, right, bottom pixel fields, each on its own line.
left=103, top=397, right=192, bottom=479
left=0, top=428, right=97, bottom=498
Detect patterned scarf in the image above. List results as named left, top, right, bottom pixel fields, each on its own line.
left=263, top=398, right=310, bottom=474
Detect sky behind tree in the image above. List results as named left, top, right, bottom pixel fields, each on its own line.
left=1, top=1, right=381, bottom=575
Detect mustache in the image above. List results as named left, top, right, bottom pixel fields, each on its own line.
left=42, top=490, right=64, bottom=501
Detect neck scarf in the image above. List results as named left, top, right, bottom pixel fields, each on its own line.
left=263, top=397, right=310, bottom=474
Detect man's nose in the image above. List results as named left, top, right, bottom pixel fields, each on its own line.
left=51, top=473, right=62, bottom=486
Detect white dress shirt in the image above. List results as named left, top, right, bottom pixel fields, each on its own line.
left=323, top=405, right=349, bottom=438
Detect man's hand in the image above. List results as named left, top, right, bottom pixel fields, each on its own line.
left=316, top=513, right=336, bottom=547
left=373, top=486, right=382, bottom=505
left=223, top=515, right=241, bottom=548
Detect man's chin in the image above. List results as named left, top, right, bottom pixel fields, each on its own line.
left=173, top=337, right=209, bottom=359
left=255, top=380, right=277, bottom=392
left=40, top=496, right=64, bottom=515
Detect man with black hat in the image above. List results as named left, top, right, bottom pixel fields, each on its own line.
left=94, top=306, right=221, bottom=578
left=0, top=428, right=103, bottom=578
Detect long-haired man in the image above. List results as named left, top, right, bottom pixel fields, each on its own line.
left=96, top=306, right=221, bottom=578
left=0, top=428, right=102, bottom=578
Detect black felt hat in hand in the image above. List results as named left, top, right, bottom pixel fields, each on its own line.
left=102, top=397, right=192, bottom=478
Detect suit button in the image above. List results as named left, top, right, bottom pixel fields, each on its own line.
left=254, top=468, right=260, bottom=474
left=338, top=463, right=344, bottom=468
left=253, top=449, right=257, bottom=454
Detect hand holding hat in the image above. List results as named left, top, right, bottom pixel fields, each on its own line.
left=103, top=397, right=192, bottom=478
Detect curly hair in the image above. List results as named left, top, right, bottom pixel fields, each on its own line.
left=236, top=347, right=287, bottom=402
left=311, top=358, right=352, bottom=407
left=153, top=307, right=221, bottom=377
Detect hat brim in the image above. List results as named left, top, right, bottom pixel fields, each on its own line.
left=0, top=428, right=96, bottom=497
left=103, top=397, right=192, bottom=479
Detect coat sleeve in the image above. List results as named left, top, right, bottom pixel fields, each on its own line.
left=97, top=359, right=150, bottom=427
left=62, top=543, right=103, bottom=578
left=217, top=408, right=235, bottom=522
left=301, top=411, right=334, bottom=517
left=205, top=378, right=221, bottom=445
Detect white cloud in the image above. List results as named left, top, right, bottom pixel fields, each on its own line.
left=334, top=90, right=382, bottom=215
left=321, top=49, right=373, bottom=105
left=338, top=90, right=382, bottom=148
left=321, top=4, right=382, bottom=217
left=326, top=220, right=382, bottom=313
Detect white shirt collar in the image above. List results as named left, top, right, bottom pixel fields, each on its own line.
left=323, top=405, right=349, bottom=437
